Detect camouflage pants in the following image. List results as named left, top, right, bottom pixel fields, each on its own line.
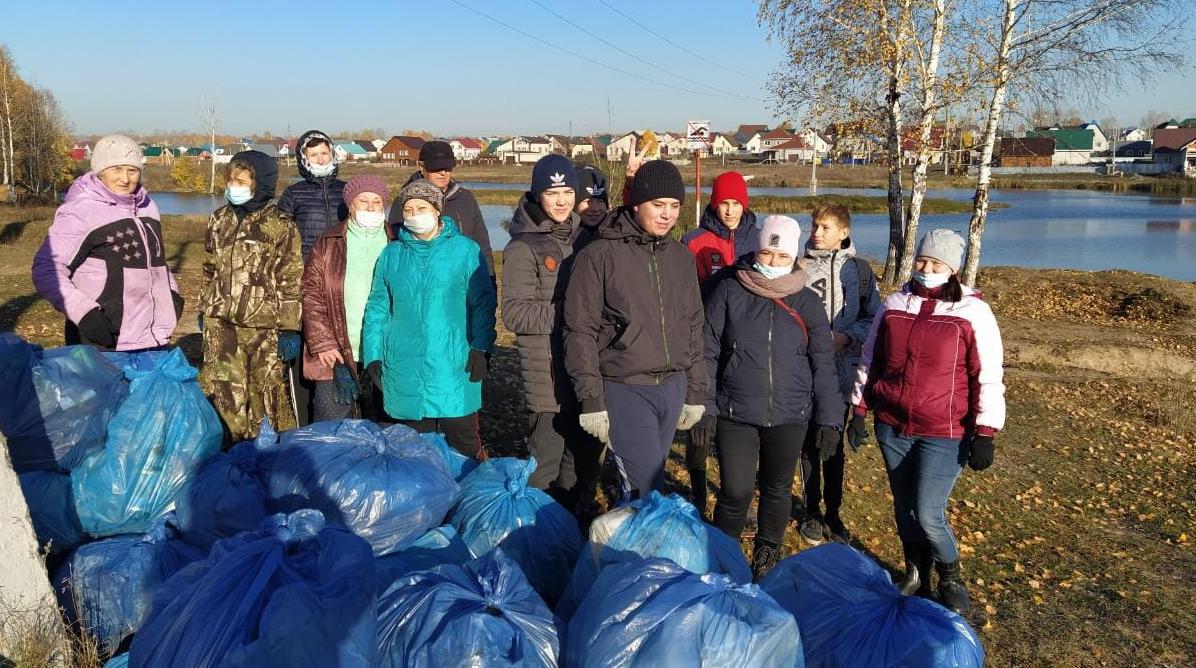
left=199, top=317, right=296, bottom=443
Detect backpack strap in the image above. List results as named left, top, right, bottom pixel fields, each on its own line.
left=853, top=257, right=875, bottom=309
left=771, top=298, right=808, bottom=344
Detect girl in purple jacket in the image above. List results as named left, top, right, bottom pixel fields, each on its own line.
left=32, top=134, right=181, bottom=350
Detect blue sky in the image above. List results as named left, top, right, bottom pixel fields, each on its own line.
left=2, top=0, right=1193, bottom=137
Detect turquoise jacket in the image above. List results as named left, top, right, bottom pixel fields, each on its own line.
left=362, top=217, right=497, bottom=419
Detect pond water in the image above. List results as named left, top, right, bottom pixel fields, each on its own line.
left=152, top=187, right=1196, bottom=281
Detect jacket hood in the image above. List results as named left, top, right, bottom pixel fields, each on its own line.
left=404, top=170, right=460, bottom=200
left=230, top=150, right=279, bottom=214
left=296, top=130, right=339, bottom=182
left=508, top=192, right=579, bottom=236
left=699, top=204, right=758, bottom=243
left=598, top=207, right=667, bottom=244
left=66, top=171, right=149, bottom=209
left=804, top=236, right=858, bottom=261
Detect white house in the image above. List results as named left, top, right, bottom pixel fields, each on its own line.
left=660, top=132, right=688, bottom=157
left=450, top=137, right=484, bottom=161
left=494, top=136, right=552, bottom=164
left=799, top=129, right=831, bottom=156
left=371, top=138, right=387, bottom=151
left=708, top=133, right=736, bottom=157
left=606, top=132, right=639, bottom=162
left=758, top=128, right=795, bottom=153
left=571, top=143, right=594, bottom=159
left=763, top=137, right=815, bottom=163
left=1121, top=128, right=1149, bottom=143
left=742, top=132, right=766, bottom=154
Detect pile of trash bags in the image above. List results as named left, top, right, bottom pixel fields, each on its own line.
left=2, top=338, right=986, bottom=666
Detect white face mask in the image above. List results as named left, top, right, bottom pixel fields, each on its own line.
left=754, top=261, right=791, bottom=280
left=308, top=160, right=335, bottom=178
left=913, top=270, right=951, bottom=288
left=353, top=210, right=385, bottom=229
left=404, top=212, right=439, bottom=235
left=225, top=185, right=252, bottom=205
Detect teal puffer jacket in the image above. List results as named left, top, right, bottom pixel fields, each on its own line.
left=361, top=217, right=497, bottom=420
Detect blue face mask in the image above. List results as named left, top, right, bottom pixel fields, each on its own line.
left=754, top=261, right=791, bottom=280
left=912, top=270, right=950, bottom=288
left=225, top=185, right=252, bottom=205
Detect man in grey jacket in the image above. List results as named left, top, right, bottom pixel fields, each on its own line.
left=503, top=155, right=601, bottom=512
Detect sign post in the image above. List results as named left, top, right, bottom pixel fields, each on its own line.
left=686, top=120, right=711, bottom=227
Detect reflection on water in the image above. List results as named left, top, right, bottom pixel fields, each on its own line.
left=156, top=187, right=1196, bottom=281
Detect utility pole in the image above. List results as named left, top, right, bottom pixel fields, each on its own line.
left=1108, top=126, right=1117, bottom=176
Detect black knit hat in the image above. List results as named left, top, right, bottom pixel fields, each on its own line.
left=576, top=165, right=609, bottom=205
left=629, top=160, right=685, bottom=206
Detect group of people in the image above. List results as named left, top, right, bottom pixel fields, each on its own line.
left=30, top=131, right=1005, bottom=614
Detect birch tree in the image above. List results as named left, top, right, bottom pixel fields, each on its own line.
left=959, top=0, right=1187, bottom=285
left=0, top=45, right=17, bottom=201
left=200, top=93, right=218, bottom=194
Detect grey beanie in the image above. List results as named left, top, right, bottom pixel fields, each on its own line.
left=91, top=134, right=142, bottom=175
left=916, top=229, right=965, bottom=273
left=397, top=178, right=445, bottom=212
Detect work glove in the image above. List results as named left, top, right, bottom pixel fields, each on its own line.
left=366, top=361, right=384, bottom=392
left=332, top=363, right=359, bottom=405
left=579, top=411, right=610, bottom=444
left=967, top=434, right=995, bottom=471
left=171, top=291, right=184, bottom=319
left=677, top=404, right=706, bottom=431
left=817, top=426, right=842, bottom=462
left=847, top=413, right=870, bottom=452
left=78, top=308, right=116, bottom=348
left=277, top=330, right=302, bottom=363
left=690, top=415, right=716, bottom=462
left=465, top=349, right=489, bottom=383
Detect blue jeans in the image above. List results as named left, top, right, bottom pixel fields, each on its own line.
left=875, top=422, right=966, bottom=563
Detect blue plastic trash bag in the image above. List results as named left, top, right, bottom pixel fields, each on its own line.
left=567, top=557, right=802, bottom=668
left=174, top=447, right=269, bottom=549
left=101, top=349, right=172, bottom=373
left=559, top=491, right=751, bottom=618
left=103, top=653, right=128, bottom=668
left=448, top=457, right=580, bottom=604
left=0, top=335, right=127, bottom=472
left=54, top=514, right=206, bottom=654
left=377, top=549, right=558, bottom=668
left=418, top=431, right=477, bottom=481
left=375, top=525, right=473, bottom=593
left=70, top=347, right=222, bottom=536
left=130, top=509, right=377, bottom=668
left=17, top=471, right=88, bottom=556
left=246, top=419, right=459, bottom=556
left=759, top=544, right=984, bottom=668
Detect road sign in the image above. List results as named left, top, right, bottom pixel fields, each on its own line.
left=686, top=120, right=711, bottom=150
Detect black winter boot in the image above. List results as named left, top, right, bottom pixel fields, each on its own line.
left=916, top=548, right=934, bottom=597
left=897, top=542, right=924, bottom=596
left=935, top=560, right=971, bottom=614
left=752, top=539, right=783, bottom=582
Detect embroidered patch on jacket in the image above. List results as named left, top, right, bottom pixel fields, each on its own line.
left=544, top=255, right=558, bottom=272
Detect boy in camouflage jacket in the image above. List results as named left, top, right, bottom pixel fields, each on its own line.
left=198, top=150, right=303, bottom=442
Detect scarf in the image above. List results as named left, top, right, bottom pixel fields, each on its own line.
left=736, top=266, right=809, bottom=299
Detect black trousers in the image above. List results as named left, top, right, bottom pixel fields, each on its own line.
left=399, top=413, right=483, bottom=459
left=526, top=411, right=602, bottom=511
left=799, top=419, right=845, bottom=522
left=713, top=419, right=806, bottom=546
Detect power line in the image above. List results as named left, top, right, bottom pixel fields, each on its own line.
left=525, top=0, right=757, bottom=100
left=447, top=0, right=761, bottom=103
left=596, top=0, right=767, bottom=83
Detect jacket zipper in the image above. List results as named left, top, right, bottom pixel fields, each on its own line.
left=830, top=250, right=838, bottom=325
left=648, top=244, right=671, bottom=377
left=767, top=305, right=776, bottom=426
left=129, top=199, right=160, bottom=344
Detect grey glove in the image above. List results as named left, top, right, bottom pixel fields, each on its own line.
left=579, top=411, right=611, bottom=444
left=676, top=404, right=705, bottom=431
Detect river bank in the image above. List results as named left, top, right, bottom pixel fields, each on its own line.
left=1, top=205, right=1193, bottom=666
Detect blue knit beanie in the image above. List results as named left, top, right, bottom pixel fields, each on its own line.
left=530, top=154, right=579, bottom=199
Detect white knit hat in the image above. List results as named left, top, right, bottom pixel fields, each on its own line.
left=916, top=229, right=965, bottom=273
left=90, top=134, right=143, bottom=175
left=757, top=215, right=802, bottom=260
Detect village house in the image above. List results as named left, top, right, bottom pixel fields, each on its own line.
left=450, top=137, right=484, bottom=162
left=900, top=126, right=946, bottom=165
left=354, top=140, right=378, bottom=160
left=998, top=137, right=1055, bottom=167
left=1120, top=128, right=1149, bottom=143
left=370, top=138, right=387, bottom=152
left=708, top=133, right=736, bottom=157
left=606, top=132, right=639, bottom=162
left=757, top=127, right=795, bottom=153
left=733, top=124, right=768, bottom=148
left=332, top=140, right=366, bottom=162
left=659, top=132, right=688, bottom=157
left=571, top=135, right=612, bottom=160
left=762, top=136, right=814, bottom=163
left=380, top=136, right=426, bottom=165
left=1115, top=140, right=1153, bottom=159
left=141, top=146, right=176, bottom=166
left=1152, top=127, right=1196, bottom=175
left=1027, top=122, right=1108, bottom=165
left=492, top=136, right=552, bottom=164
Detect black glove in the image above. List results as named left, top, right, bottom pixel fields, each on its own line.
left=78, top=308, right=116, bottom=348
left=171, top=290, right=184, bottom=319
left=465, top=349, right=489, bottom=383
left=967, top=434, right=995, bottom=471
left=367, top=361, right=384, bottom=391
left=847, top=413, right=869, bottom=452
left=817, top=426, right=842, bottom=462
left=690, top=415, right=716, bottom=463
left=332, top=363, right=360, bottom=405
left=277, top=330, right=302, bottom=363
